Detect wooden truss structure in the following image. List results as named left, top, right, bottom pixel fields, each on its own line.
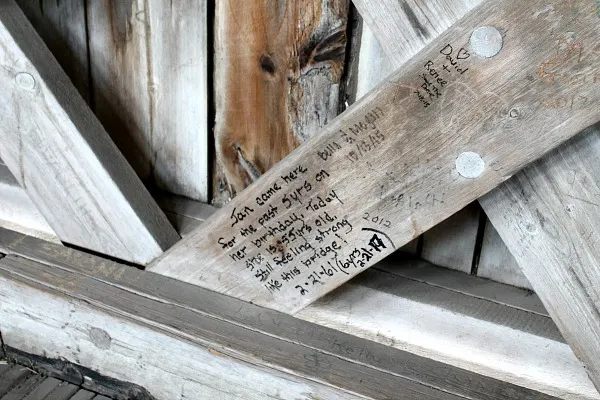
left=1, top=0, right=600, bottom=398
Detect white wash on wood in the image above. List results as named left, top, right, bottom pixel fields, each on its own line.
left=87, top=0, right=209, bottom=201
left=298, top=282, right=599, bottom=400
left=480, top=125, right=600, bottom=391
left=477, top=218, right=533, bottom=289
left=0, top=0, right=179, bottom=264
left=0, top=276, right=366, bottom=400
left=150, top=0, right=600, bottom=314
left=0, top=165, right=58, bottom=243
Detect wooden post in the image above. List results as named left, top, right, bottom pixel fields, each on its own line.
left=87, top=0, right=209, bottom=201
left=212, top=0, right=349, bottom=205
left=148, top=0, right=600, bottom=314
left=0, top=0, right=179, bottom=264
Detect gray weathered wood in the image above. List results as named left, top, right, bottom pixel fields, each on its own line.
left=45, top=382, right=79, bottom=400
left=353, top=0, right=600, bottom=390
left=14, top=0, right=88, bottom=101
left=21, top=378, right=61, bottom=399
left=87, top=0, right=209, bottom=201
left=1, top=375, right=44, bottom=400
left=480, top=125, right=600, bottom=391
left=421, top=202, right=481, bottom=273
left=0, top=227, right=592, bottom=399
left=70, top=390, right=96, bottom=400
left=0, top=165, right=57, bottom=243
left=149, top=0, right=600, bottom=313
left=0, top=366, right=31, bottom=397
left=477, top=218, right=533, bottom=289
left=0, top=0, right=179, bottom=264
left=355, top=22, right=419, bottom=255
left=376, top=257, right=546, bottom=315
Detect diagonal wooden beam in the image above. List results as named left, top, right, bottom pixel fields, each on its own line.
left=0, top=0, right=180, bottom=264
left=352, top=0, right=600, bottom=390
left=148, top=0, right=600, bottom=314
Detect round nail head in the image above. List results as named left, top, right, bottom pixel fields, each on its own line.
left=15, top=72, right=36, bottom=91
left=456, top=152, right=485, bottom=179
left=470, top=26, right=503, bottom=58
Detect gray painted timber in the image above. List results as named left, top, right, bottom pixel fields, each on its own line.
left=0, top=228, right=560, bottom=400
left=70, top=391, right=96, bottom=400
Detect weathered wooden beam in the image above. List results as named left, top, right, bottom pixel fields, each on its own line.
left=0, top=164, right=58, bottom=243
left=149, top=0, right=600, bottom=313
left=480, top=125, right=600, bottom=391
left=352, top=0, right=600, bottom=390
left=87, top=0, right=209, bottom=202
left=0, top=227, right=589, bottom=400
left=0, top=0, right=179, bottom=264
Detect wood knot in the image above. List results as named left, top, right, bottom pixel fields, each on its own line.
left=259, top=54, right=276, bottom=74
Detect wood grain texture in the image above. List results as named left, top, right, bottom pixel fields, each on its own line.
left=0, top=257, right=453, bottom=400
left=0, top=165, right=58, bottom=243
left=480, top=124, right=600, bottom=391
left=352, top=0, right=481, bottom=68
left=149, top=0, right=600, bottom=313
left=0, top=229, right=583, bottom=399
left=421, top=202, right=480, bottom=272
left=14, top=0, right=89, bottom=102
left=355, top=22, right=419, bottom=255
left=0, top=0, right=179, bottom=264
left=355, top=0, right=600, bottom=389
left=87, top=0, right=209, bottom=201
left=353, top=0, right=486, bottom=272
left=477, top=218, right=533, bottom=289
left=212, top=0, right=349, bottom=205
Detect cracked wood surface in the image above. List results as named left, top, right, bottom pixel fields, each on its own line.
left=212, top=0, right=349, bottom=205
left=148, top=0, right=600, bottom=313
left=0, top=0, right=179, bottom=264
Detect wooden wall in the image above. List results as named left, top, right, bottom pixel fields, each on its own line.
left=6, top=0, right=531, bottom=289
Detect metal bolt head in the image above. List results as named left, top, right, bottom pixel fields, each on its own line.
left=15, top=72, right=36, bottom=91
left=470, top=26, right=503, bottom=58
left=456, top=152, right=485, bottom=179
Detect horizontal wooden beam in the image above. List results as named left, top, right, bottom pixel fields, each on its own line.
left=0, top=0, right=179, bottom=264
left=148, top=0, right=600, bottom=313
left=0, top=227, right=592, bottom=399
left=352, top=0, right=600, bottom=391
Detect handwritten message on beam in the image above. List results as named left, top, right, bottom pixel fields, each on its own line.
left=149, top=0, right=600, bottom=314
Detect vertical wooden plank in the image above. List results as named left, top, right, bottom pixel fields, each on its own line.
left=477, top=218, right=533, bottom=290
left=212, top=0, right=349, bottom=205
left=421, top=203, right=481, bottom=273
left=87, top=0, right=208, bottom=201
left=15, top=0, right=89, bottom=101
left=0, top=0, right=180, bottom=264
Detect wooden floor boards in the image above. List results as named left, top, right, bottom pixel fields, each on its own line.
left=0, top=362, right=112, bottom=400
